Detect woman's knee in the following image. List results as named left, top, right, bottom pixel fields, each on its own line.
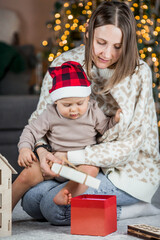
left=17, top=169, right=32, bottom=187
left=18, top=167, right=43, bottom=188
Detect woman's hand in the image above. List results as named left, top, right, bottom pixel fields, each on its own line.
left=37, top=147, right=62, bottom=178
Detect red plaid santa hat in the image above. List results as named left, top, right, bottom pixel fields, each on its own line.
left=48, top=61, right=91, bottom=102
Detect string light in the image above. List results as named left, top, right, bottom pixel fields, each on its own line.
left=64, top=2, right=69, bottom=8
left=156, top=74, right=160, bottom=78
left=152, top=57, right=157, bottom=62
left=135, top=16, right=140, bottom=20
left=141, top=53, right=146, bottom=59
left=142, top=4, right=148, bottom=10
left=57, top=52, right=61, bottom=57
left=65, top=23, right=70, bottom=28
left=66, top=10, right=71, bottom=14
left=78, top=3, right=83, bottom=7
left=64, top=30, right=70, bottom=35
left=55, top=13, right=60, bottom=18
left=68, top=15, right=73, bottom=20
left=48, top=53, right=54, bottom=62
left=153, top=31, right=158, bottom=36
left=42, top=40, right=48, bottom=46
left=63, top=46, right=69, bottom=51
left=47, top=23, right=52, bottom=29
left=55, top=19, right=61, bottom=24
left=87, top=2, right=92, bottom=6
left=147, top=47, right=152, bottom=52
left=133, top=3, right=138, bottom=7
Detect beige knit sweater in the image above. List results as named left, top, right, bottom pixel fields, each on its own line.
left=29, top=45, right=160, bottom=203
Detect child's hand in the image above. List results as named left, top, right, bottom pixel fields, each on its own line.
left=114, top=109, right=122, bottom=123
left=18, top=148, right=37, bottom=168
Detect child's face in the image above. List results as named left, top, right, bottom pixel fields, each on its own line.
left=55, top=96, right=90, bottom=119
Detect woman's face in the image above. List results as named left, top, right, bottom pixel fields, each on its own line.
left=92, top=24, right=122, bottom=69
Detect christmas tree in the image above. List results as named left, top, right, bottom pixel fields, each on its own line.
left=42, top=0, right=160, bottom=133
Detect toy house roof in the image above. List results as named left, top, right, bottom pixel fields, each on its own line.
left=0, top=154, right=17, bottom=174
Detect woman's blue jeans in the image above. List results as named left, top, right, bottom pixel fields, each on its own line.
left=21, top=172, right=139, bottom=225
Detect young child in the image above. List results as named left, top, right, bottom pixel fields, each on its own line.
left=12, top=61, right=121, bottom=208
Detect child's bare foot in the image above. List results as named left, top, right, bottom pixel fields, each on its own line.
left=53, top=189, right=72, bottom=205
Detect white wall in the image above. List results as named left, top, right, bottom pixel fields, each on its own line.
left=0, top=0, right=56, bottom=51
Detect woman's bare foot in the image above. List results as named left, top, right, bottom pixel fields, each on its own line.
left=53, top=188, right=72, bottom=205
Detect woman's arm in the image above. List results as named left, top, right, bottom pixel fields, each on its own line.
left=36, top=147, right=61, bottom=178
left=67, top=62, right=159, bottom=168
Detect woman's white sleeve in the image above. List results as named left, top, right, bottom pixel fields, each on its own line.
left=67, top=149, right=86, bottom=165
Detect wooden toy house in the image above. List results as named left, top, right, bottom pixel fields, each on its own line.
left=0, top=154, right=17, bottom=237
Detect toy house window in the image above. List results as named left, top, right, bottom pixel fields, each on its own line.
left=8, top=220, right=11, bottom=231
left=0, top=213, right=2, bottom=229
left=0, top=193, right=2, bottom=209
left=8, top=178, right=11, bottom=189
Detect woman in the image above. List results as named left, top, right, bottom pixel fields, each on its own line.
left=21, top=1, right=160, bottom=224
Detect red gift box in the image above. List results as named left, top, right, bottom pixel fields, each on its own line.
left=71, top=194, right=117, bottom=236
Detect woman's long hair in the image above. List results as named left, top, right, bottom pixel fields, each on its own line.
left=85, top=1, right=139, bottom=93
